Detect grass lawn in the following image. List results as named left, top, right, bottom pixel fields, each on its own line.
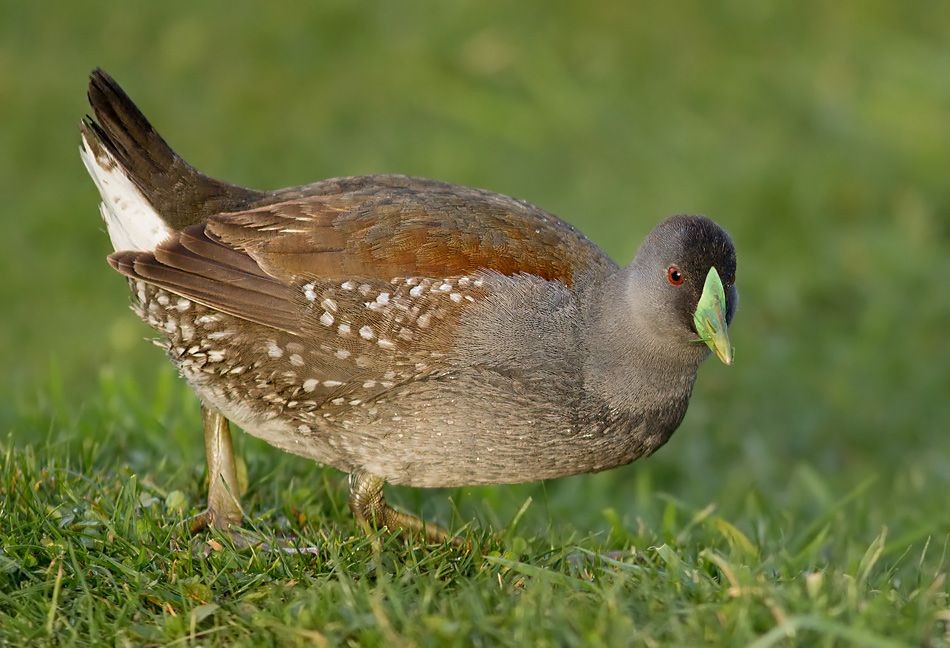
left=1, top=2, right=948, bottom=645
left=1, top=374, right=946, bottom=646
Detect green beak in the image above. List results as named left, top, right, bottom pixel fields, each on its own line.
left=693, top=267, right=733, bottom=365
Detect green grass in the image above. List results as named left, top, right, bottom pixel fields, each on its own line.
left=2, top=1, right=949, bottom=645
left=3, top=371, right=946, bottom=645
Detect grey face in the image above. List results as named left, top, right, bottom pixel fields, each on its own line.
left=629, top=215, right=738, bottom=362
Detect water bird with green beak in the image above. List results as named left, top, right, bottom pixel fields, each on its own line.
left=81, top=69, right=739, bottom=543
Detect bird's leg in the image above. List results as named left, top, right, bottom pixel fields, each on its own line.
left=348, top=470, right=461, bottom=546
left=189, top=405, right=243, bottom=533
left=180, top=407, right=323, bottom=556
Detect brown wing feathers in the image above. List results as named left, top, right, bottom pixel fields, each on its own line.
left=108, top=185, right=618, bottom=338
left=109, top=227, right=302, bottom=334
left=175, top=228, right=268, bottom=277
left=201, top=190, right=614, bottom=286
left=91, top=70, right=618, bottom=344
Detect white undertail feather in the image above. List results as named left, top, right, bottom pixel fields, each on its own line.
left=79, top=133, right=171, bottom=252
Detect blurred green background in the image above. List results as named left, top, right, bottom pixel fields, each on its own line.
left=2, top=1, right=948, bottom=542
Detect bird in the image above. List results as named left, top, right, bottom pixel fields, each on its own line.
left=79, top=69, right=737, bottom=544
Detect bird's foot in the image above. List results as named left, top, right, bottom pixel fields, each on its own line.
left=173, top=406, right=322, bottom=555
left=181, top=513, right=320, bottom=556
left=348, top=470, right=469, bottom=549
left=187, top=505, right=242, bottom=535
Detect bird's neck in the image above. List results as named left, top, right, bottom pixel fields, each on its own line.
left=579, top=268, right=705, bottom=413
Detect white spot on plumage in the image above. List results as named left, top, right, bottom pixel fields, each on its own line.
left=335, top=348, right=351, bottom=359
left=358, top=284, right=371, bottom=296
left=409, top=285, right=425, bottom=298
left=175, top=298, right=191, bottom=311
left=302, top=283, right=317, bottom=301
left=289, top=353, right=305, bottom=367
left=375, top=292, right=390, bottom=305
left=266, top=340, right=283, bottom=358
left=377, top=339, right=395, bottom=350
left=359, top=325, right=374, bottom=340
left=341, top=281, right=356, bottom=291
left=417, top=312, right=432, bottom=328
left=337, top=323, right=351, bottom=335
left=207, top=330, right=232, bottom=340
left=302, top=378, right=319, bottom=392
left=207, top=349, right=225, bottom=363
left=323, top=380, right=343, bottom=388
left=321, top=297, right=338, bottom=312
left=438, top=282, right=452, bottom=292
left=319, top=311, right=334, bottom=326
left=449, top=292, right=462, bottom=303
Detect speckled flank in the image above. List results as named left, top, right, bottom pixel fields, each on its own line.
left=127, top=274, right=502, bottom=473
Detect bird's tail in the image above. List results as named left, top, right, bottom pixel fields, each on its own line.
left=79, top=68, right=263, bottom=251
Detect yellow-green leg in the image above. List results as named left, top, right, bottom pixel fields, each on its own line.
left=184, top=407, right=322, bottom=556
left=348, top=470, right=462, bottom=546
left=189, top=405, right=243, bottom=533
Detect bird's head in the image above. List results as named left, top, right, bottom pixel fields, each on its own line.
left=625, top=215, right=738, bottom=365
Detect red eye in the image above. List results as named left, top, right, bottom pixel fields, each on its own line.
left=667, top=265, right=684, bottom=286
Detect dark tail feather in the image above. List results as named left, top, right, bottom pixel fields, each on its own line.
left=84, top=68, right=264, bottom=229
